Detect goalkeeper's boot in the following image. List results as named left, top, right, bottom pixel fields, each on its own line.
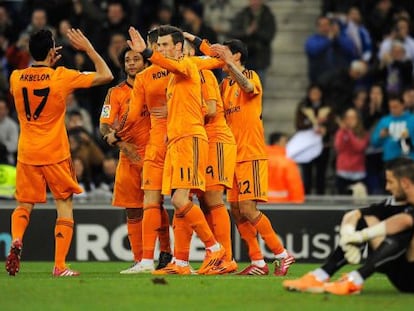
left=156, top=251, right=173, bottom=270
left=197, top=244, right=225, bottom=274
left=237, top=263, right=269, bottom=276
left=152, top=262, right=193, bottom=275
left=283, top=273, right=326, bottom=293
left=120, top=261, right=154, bottom=274
left=274, top=252, right=295, bottom=276
left=53, top=266, right=80, bottom=277
left=5, top=239, right=23, bottom=276
left=324, top=274, right=363, bottom=295
left=205, top=259, right=238, bottom=275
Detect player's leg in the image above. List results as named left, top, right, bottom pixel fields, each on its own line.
left=203, top=188, right=237, bottom=274
left=6, top=162, right=47, bottom=276
left=45, top=158, right=83, bottom=277
left=325, top=230, right=413, bottom=295
left=113, top=159, right=148, bottom=273
left=283, top=215, right=370, bottom=292
left=141, top=145, right=172, bottom=270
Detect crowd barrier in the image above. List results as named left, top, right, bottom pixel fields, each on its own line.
left=0, top=197, right=386, bottom=262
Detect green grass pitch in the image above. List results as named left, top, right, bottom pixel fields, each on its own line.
left=1, top=262, right=413, bottom=311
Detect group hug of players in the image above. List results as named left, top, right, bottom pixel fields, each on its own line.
left=5, top=24, right=414, bottom=296
left=99, top=25, right=295, bottom=276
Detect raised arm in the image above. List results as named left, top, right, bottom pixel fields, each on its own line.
left=67, top=28, right=113, bottom=86
left=211, top=44, right=254, bottom=93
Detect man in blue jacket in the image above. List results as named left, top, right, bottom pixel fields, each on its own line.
left=305, top=16, right=356, bottom=83
left=371, top=95, right=414, bottom=162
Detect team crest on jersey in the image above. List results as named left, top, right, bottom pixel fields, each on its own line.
left=101, top=105, right=111, bottom=118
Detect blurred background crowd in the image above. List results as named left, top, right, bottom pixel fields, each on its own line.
left=1, top=0, right=414, bottom=201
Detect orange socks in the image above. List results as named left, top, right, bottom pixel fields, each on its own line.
left=11, top=206, right=31, bottom=241
left=54, top=218, right=74, bottom=270
left=172, top=214, right=193, bottom=261
left=159, top=207, right=171, bottom=254
left=127, top=216, right=143, bottom=262
left=210, top=204, right=232, bottom=261
left=176, top=202, right=216, bottom=248
left=252, top=213, right=285, bottom=256
left=142, top=204, right=162, bottom=259
left=237, top=220, right=263, bottom=260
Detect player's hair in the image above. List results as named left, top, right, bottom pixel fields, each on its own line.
left=386, top=157, right=414, bottom=182
left=158, top=25, right=184, bottom=47
left=147, top=27, right=159, bottom=45
left=118, top=47, right=149, bottom=71
left=269, top=132, right=287, bottom=145
left=223, top=39, right=248, bottom=65
left=29, top=29, right=54, bottom=61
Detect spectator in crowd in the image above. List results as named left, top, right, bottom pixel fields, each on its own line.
left=371, top=95, right=414, bottom=162
left=72, top=157, right=94, bottom=201
left=66, top=92, right=93, bottom=134
left=6, top=32, right=31, bottom=71
left=55, top=19, right=76, bottom=68
left=364, top=83, right=388, bottom=194
left=229, top=0, right=276, bottom=86
left=97, top=1, right=130, bottom=53
left=103, top=32, right=127, bottom=85
left=266, top=132, right=304, bottom=203
left=378, top=17, right=414, bottom=62
left=352, top=88, right=368, bottom=115
left=335, top=107, right=370, bottom=194
left=0, top=98, right=18, bottom=165
left=366, top=0, right=395, bottom=47
left=0, top=4, right=17, bottom=44
left=295, top=84, right=336, bottom=194
left=305, top=16, right=356, bottom=83
left=363, top=83, right=388, bottom=130
left=69, top=127, right=105, bottom=179
left=377, top=41, right=413, bottom=95
left=341, top=6, right=373, bottom=62
left=94, top=154, right=118, bottom=194
left=318, top=60, right=368, bottom=114
left=154, top=4, right=175, bottom=27
left=203, top=0, right=238, bottom=42
left=181, top=3, right=218, bottom=55
left=402, top=86, right=414, bottom=113
left=21, top=8, right=53, bottom=37
left=70, top=0, right=104, bottom=45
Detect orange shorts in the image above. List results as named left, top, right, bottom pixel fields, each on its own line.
left=15, top=158, right=82, bottom=203
left=227, top=159, right=268, bottom=202
left=142, top=143, right=167, bottom=191
left=162, top=136, right=208, bottom=196
left=206, top=142, right=236, bottom=190
left=113, top=155, right=144, bottom=208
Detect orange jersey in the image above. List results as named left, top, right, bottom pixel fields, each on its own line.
left=136, top=64, right=169, bottom=145
left=10, top=66, right=96, bottom=165
left=100, top=80, right=150, bottom=157
left=199, top=69, right=235, bottom=144
left=148, top=51, right=207, bottom=144
left=221, top=70, right=267, bottom=162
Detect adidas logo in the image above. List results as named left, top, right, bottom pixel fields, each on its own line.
left=56, top=232, right=64, bottom=238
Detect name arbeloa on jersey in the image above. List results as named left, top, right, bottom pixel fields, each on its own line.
left=19, top=73, right=50, bottom=82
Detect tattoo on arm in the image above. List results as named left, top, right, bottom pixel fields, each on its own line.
left=227, top=62, right=254, bottom=93
left=99, top=123, right=112, bottom=137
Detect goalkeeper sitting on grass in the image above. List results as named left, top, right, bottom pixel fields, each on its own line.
left=284, top=157, right=414, bottom=295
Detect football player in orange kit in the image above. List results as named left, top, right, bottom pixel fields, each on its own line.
left=183, top=38, right=237, bottom=274
left=125, top=25, right=225, bottom=274
left=99, top=47, right=151, bottom=274
left=108, top=28, right=173, bottom=273
left=6, top=29, right=112, bottom=277
left=187, top=35, right=295, bottom=275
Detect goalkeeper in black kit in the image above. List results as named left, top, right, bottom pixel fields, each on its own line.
left=284, top=157, right=414, bottom=295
